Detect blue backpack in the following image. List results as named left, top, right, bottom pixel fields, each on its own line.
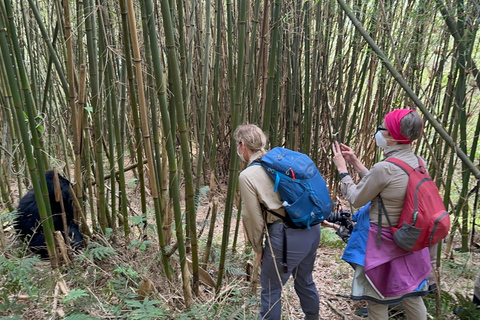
left=251, top=147, right=332, bottom=228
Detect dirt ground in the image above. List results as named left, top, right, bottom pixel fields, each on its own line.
left=227, top=217, right=480, bottom=320
left=195, top=188, right=480, bottom=320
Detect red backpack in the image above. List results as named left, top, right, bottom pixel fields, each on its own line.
left=378, top=156, right=451, bottom=251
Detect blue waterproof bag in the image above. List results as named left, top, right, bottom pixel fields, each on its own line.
left=253, top=147, right=332, bottom=228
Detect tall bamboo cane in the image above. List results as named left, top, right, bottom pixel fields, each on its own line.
left=208, top=0, right=222, bottom=201
left=195, top=0, right=212, bottom=196
left=119, top=0, right=147, bottom=216
left=175, top=0, right=189, bottom=117
left=302, top=0, right=312, bottom=154
left=62, top=0, right=85, bottom=228
left=141, top=0, right=190, bottom=303
left=450, top=0, right=473, bottom=252
left=138, top=0, right=165, bottom=210
left=125, top=0, right=172, bottom=280
left=84, top=0, right=108, bottom=231
left=262, top=0, right=282, bottom=137
left=158, top=0, right=199, bottom=298
left=246, top=0, right=262, bottom=123
left=0, top=0, right=57, bottom=264
left=216, top=0, right=248, bottom=293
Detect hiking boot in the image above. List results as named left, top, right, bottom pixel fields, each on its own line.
left=355, top=307, right=368, bottom=317
left=304, top=313, right=319, bottom=320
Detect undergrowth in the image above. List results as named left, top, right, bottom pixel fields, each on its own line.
left=1, top=205, right=479, bottom=319
left=0, top=229, right=259, bottom=319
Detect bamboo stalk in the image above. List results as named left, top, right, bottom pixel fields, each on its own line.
left=262, top=0, right=282, bottom=136
left=216, top=0, right=248, bottom=293
left=158, top=0, right=199, bottom=298
left=141, top=0, right=186, bottom=294
left=119, top=0, right=147, bottom=215
left=0, top=0, right=57, bottom=264
left=195, top=0, right=212, bottom=196
left=125, top=0, right=170, bottom=278
left=84, top=0, right=108, bottom=232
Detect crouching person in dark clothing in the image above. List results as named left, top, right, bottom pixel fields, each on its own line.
left=234, top=124, right=321, bottom=320
left=15, top=170, right=83, bottom=258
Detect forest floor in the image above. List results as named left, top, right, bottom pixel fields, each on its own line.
left=191, top=193, right=480, bottom=320
left=1, top=167, right=479, bottom=319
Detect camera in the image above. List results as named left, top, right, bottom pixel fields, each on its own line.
left=327, top=209, right=353, bottom=232
left=326, top=209, right=354, bottom=242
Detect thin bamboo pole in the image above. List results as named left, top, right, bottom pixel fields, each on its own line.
left=158, top=0, right=199, bottom=298
left=0, top=0, right=57, bottom=264
left=125, top=0, right=172, bottom=279
left=141, top=0, right=189, bottom=299
left=208, top=0, right=222, bottom=201
left=119, top=0, right=147, bottom=215
left=195, top=0, right=212, bottom=196
left=84, top=0, right=108, bottom=232
left=216, top=0, right=248, bottom=293
left=262, top=0, right=282, bottom=136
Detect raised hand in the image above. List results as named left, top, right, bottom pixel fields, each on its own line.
left=339, top=143, right=357, bottom=164
left=332, top=141, right=348, bottom=173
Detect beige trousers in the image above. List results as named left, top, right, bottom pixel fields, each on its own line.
left=367, top=297, right=427, bottom=320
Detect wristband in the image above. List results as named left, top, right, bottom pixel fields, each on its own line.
left=339, top=172, right=350, bottom=179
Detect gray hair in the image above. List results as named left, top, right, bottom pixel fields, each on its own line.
left=233, top=124, right=267, bottom=153
left=400, top=111, right=424, bottom=141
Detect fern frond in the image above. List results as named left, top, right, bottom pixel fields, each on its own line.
left=63, top=289, right=89, bottom=302
left=86, top=246, right=118, bottom=261
left=225, top=265, right=248, bottom=277
left=194, top=186, right=210, bottom=211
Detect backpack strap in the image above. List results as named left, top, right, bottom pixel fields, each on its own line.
left=248, top=158, right=293, bottom=273
left=260, top=203, right=288, bottom=273
left=260, top=202, right=285, bottom=221
left=377, top=195, right=393, bottom=246
left=377, top=155, right=423, bottom=246
left=385, top=155, right=425, bottom=175
left=249, top=158, right=262, bottom=167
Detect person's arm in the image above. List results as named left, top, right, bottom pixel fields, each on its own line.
left=238, top=172, right=265, bottom=254
left=341, top=162, right=393, bottom=207
left=348, top=156, right=367, bottom=174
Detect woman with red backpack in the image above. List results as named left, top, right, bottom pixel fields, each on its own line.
left=332, top=109, right=431, bottom=319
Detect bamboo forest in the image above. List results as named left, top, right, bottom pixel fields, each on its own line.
left=0, top=0, right=479, bottom=318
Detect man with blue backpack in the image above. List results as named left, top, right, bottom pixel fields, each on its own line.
left=234, top=124, right=332, bottom=320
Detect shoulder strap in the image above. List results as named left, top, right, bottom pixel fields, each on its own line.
left=249, top=158, right=262, bottom=167
left=385, top=157, right=414, bottom=175
left=260, top=203, right=284, bottom=221
left=260, top=203, right=288, bottom=273
left=377, top=195, right=392, bottom=246
left=386, top=155, right=427, bottom=175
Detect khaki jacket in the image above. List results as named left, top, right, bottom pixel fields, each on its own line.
left=340, top=144, right=423, bottom=226
left=238, top=151, right=285, bottom=253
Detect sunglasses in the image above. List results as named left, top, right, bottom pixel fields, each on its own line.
left=376, top=125, right=388, bottom=132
